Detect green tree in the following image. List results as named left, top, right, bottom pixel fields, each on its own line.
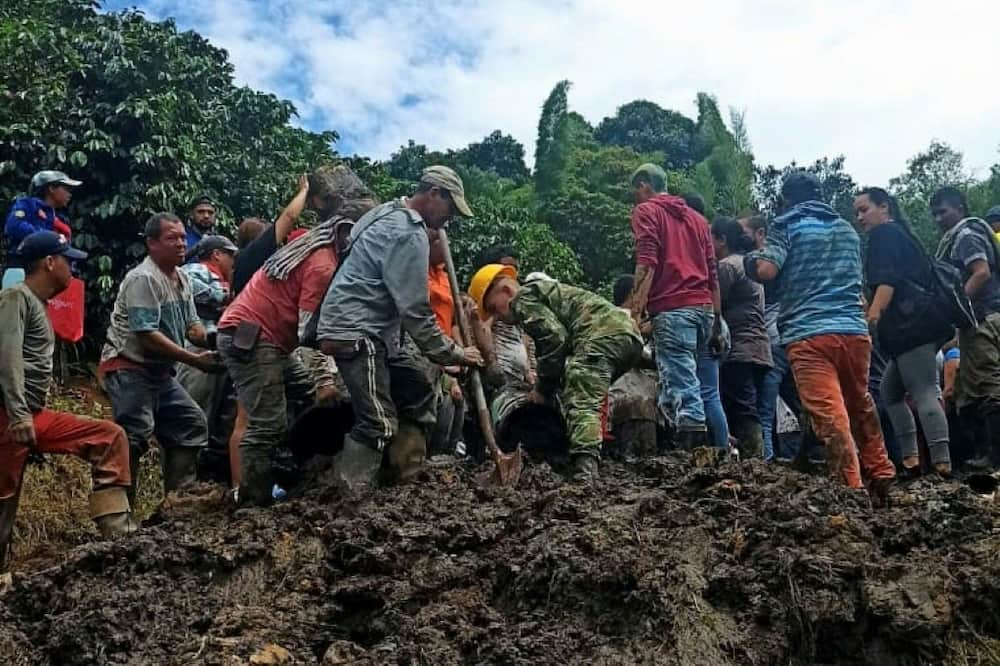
left=595, top=100, right=701, bottom=169
left=889, top=141, right=971, bottom=248
left=534, top=80, right=573, bottom=197
left=0, top=0, right=337, bottom=339
left=457, top=130, right=530, bottom=184
left=754, top=156, right=857, bottom=221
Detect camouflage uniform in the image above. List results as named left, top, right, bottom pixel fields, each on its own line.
left=510, top=280, right=643, bottom=453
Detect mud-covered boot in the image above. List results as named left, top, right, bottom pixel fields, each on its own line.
left=239, top=451, right=275, bottom=507
left=0, top=497, right=19, bottom=571
left=569, top=451, right=600, bottom=483
left=332, top=435, right=382, bottom=493
left=734, top=417, right=764, bottom=459
left=161, top=447, right=199, bottom=492
left=965, top=412, right=998, bottom=471
left=676, top=428, right=708, bottom=451
left=387, top=420, right=427, bottom=484
left=89, top=487, right=138, bottom=538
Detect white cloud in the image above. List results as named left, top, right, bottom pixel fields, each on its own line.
left=115, top=0, right=1000, bottom=185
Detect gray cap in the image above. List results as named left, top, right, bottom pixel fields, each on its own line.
left=985, top=205, right=1000, bottom=222
left=30, top=170, right=82, bottom=191
left=191, top=234, right=237, bottom=260
left=420, top=165, right=473, bottom=217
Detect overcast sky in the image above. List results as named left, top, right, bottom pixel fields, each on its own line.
left=104, top=0, right=1000, bottom=185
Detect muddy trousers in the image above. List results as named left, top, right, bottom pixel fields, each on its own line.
left=556, top=335, right=643, bottom=455
left=218, top=335, right=315, bottom=506
left=787, top=334, right=896, bottom=488
left=323, top=337, right=437, bottom=452
left=0, top=409, right=131, bottom=568
left=104, top=369, right=208, bottom=501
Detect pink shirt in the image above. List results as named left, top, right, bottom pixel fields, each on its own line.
left=219, top=247, right=336, bottom=352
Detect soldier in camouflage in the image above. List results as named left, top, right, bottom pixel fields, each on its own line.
left=470, top=266, right=643, bottom=481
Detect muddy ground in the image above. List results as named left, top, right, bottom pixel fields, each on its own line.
left=2, top=454, right=999, bottom=665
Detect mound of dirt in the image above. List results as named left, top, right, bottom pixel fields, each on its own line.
left=2, top=456, right=999, bottom=665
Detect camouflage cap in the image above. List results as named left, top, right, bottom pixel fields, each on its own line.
left=420, top=165, right=473, bottom=217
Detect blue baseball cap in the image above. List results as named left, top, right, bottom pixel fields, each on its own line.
left=16, top=230, right=88, bottom=262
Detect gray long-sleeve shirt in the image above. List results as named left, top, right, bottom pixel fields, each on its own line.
left=316, top=199, right=463, bottom=366
left=0, top=282, right=54, bottom=424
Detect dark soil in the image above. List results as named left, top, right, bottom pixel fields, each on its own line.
left=2, top=455, right=999, bottom=665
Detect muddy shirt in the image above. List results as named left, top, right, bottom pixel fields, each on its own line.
left=0, top=282, right=54, bottom=422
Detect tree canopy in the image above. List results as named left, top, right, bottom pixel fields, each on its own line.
left=4, top=1, right=1000, bottom=345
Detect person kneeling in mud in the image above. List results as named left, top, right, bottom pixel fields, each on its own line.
left=469, top=265, right=643, bottom=482
left=1, top=232, right=136, bottom=569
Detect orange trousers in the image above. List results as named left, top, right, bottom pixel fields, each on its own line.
left=787, top=334, right=896, bottom=488
left=0, top=409, right=131, bottom=500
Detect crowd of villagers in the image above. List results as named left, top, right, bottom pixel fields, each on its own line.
left=3, top=159, right=1000, bottom=567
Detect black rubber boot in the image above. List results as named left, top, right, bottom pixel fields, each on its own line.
left=965, top=412, right=998, bottom=471
left=238, top=451, right=274, bottom=507
left=386, top=420, right=427, bottom=484
left=332, top=436, right=382, bottom=493
left=734, top=417, right=764, bottom=459
left=569, top=451, right=600, bottom=483
left=161, top=447, right=199, bottom=492
left=90, top=487, right=138, bottom=538
left=676, top=429, right=708, bottom=451
left=0, top=497, right=19, bottom=572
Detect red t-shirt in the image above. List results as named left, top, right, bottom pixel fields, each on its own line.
left=428, top=265, right=454, bottom=338
left=631, top=194, right=717, bottom=314
left=218, top=247, right=336, bottom=352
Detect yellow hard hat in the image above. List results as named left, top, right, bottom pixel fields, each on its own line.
left=468, top=263, right=518, bottom=320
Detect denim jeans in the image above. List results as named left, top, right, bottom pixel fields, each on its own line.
left=758, top=343, right=787, bottom=461
left=104, top=369, right=208, bottom=457
left=697, top=351, right=729, bottom=448
left=651, top=306, right=714, bottom=431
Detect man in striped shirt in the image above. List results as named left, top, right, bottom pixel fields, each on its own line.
left=745, top=172, right=895, bottom=496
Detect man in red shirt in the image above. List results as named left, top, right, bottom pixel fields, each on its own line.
left=628, top=163, right=722, bottom=450
left=217, top=192, right=374, bottom=506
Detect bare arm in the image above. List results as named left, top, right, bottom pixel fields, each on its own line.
left=867, top=284, right=895, bottom=325
left=630, top=264, right=654, bottom=321
left=274, top=174, right=310, bottom=246
left=138, top=331, right=210, bottom=368
left=753, top=259, right=779, bottom=282
left=965, top=259, right=991, bottom=298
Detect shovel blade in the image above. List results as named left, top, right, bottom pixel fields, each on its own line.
left=477, top=446, right=524, bottom=487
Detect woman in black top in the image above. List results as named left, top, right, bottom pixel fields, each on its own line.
left=856, top=187, right=953, bottom=476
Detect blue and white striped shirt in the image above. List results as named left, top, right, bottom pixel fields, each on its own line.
left=750, top=202, right=867, bottom=345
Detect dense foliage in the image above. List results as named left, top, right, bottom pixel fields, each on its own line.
left=3, top=0, right=1000, bottom=347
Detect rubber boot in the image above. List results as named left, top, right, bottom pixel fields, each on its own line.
left=331, top=435, right=382, bottom=493
left=569, top=451, right=600, bottom=483
left=735, top=417, right=764, bottom=459
left=161, top=447, right=199, bottom=492
left=89, top=487, right=138, bottom=539
left=238, top=450, right=274, bottom=507
left=965, top=412, right=998, bottom=471
left=676, top=429, right=707, bottom=451
left=987, top=412, right=1000, bottom=469
left=387, top=420, right=427, bottom=484
left=0, top=497, right=19, bottom=571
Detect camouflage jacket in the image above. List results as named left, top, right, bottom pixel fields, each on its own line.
left=510, top=280, right=641, bottom=390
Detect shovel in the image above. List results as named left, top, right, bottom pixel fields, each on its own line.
left=438, top=229, right=523, bottom=487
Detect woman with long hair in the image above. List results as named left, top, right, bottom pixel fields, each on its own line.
left=711, top=217, right=773, bottom=456
left=856, top=186, right=954, bottom=476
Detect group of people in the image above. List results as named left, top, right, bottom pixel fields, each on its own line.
left=2, top=159, right=1000, bottom=567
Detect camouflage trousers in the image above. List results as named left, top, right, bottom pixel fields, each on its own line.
left=556, top=334, right=643, bottom=454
